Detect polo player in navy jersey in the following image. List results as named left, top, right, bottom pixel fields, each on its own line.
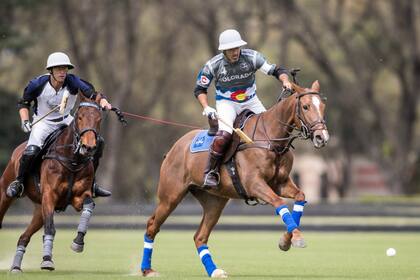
left=6, top=52, right=112, bottom=199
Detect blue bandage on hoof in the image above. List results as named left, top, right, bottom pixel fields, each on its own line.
left=197, top=245, right=217, bottom=276
left=276, top=205, right=298, bottom=233
left=141, top=234, right=154, bottom=271
left=292, top=201, right=307, bottom=226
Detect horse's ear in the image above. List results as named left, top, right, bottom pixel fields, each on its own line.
left=95, top=92, right=102, bottom=104
left=311, top=80, right=320, bottom=92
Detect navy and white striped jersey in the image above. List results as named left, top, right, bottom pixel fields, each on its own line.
left=194, top=49, right=279, bottom=103
left=18, top=74, right=96, bottom=121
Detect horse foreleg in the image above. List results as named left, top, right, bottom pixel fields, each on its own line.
left=278, top=176, right=307, bottom=251
left=249, top=179, right=306, bottom=249
left=71, top=196, right=95, bottom=253
left=191, top=189, right=229, bottom=278
left=141, top=182, right=188, bottom=277
left=10, top=204, right=43, bottom=273
left=40, top=191, right=57, bottom=271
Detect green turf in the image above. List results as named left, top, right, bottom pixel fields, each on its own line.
left=0, top=230, right=419, bottom=279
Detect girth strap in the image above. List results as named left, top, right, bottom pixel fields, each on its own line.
left=224, top=157, right=258, bottom=206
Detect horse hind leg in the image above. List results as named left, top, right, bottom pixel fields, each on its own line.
left=71, top=196, right=95, bottom=253
left=141, top=180, right=189, bottom=277
left=191, top=189, right=229, bottom=278
left=10, top=204, right=43, bottom=273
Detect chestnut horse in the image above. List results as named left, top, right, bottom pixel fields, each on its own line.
left=140, top=81, right=329, bottom=278
left=0, top=95, right=103, bottom=272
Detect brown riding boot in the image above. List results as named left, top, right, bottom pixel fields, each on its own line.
left=203, top=131, right=232, bottom=189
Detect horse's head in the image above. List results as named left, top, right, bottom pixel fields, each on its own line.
left=74, top=95, right=102, bottom=156
left=292, top=81, right=329, bottom=148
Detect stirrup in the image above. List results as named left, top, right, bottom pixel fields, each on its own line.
left=6, top=180, right=25, bottom=198
left=203, top=170, right=220, bottom=189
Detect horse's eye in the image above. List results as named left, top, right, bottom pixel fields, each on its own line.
left=303, top=105, right=309, bottom=110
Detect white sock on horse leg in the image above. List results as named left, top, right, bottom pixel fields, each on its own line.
left=11, top=245, right=26, bottom=269
left=42, top=235, right=54, bottom=258
left=77, top=201, right=95, bottom=234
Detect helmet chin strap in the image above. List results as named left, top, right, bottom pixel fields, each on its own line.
left=50, top=69, right=59, bottom=82
left=49, top=68, right=65, bottom=90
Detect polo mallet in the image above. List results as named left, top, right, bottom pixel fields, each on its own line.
left=217, top=116, right=254, bottom=144
left=30, top=92, right=69, bottom=127
left=30, top=105, right=60, bottom=127
left=59, top=91, right=70, bottom=114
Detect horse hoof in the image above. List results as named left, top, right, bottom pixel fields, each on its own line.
left=10, top=267, right=22, bottom=273
left=71, top=241, right=84, bottom=253
left=40, top=260, right=55, bottom=271
left=211, top=268, right=228, bottom=278
left=142, top=269, right=160, bottom=277
left=291, top=238, right=307, bottom=248
left=278, top=232, right=292, bottom=251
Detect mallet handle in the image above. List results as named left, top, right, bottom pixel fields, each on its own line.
left=30, top=105, right=60, bottom=127
left=217, top=116, right=254, bottom=144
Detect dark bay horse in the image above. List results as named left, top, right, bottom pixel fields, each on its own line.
left=141, top=81, right=329, bottom=278
left=0, top=94, right=103, bottom=272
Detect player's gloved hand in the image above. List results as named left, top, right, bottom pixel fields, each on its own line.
left=202, top=106, right=218, bottom=120
left=21, top=120, right=32, bottom=133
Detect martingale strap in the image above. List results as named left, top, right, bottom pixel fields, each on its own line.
left=224, top=157, right=259, bottom=206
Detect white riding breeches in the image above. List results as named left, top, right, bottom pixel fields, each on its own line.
left=215, top=96, right=266, bottom=133
left=27, top=116, right=74, bottom=147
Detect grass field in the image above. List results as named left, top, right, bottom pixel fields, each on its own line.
left=0, top=229, right=419, bottom=279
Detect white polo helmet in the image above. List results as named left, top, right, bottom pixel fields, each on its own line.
left=218, top=29, right=247, bottom=51
left=46, top=52, right=74, bottom=70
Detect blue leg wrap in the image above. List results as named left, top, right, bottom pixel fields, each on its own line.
left=140, top=234, right=154, bottom=271
left=276, top=205, right=298, bottom=233
left=292, top=201, right=307, bottom=226
left=197, top=245, right=217, bottom=276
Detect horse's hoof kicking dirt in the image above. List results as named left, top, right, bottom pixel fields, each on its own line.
left=10, top=267, right=22, bottom=273
left=291, top=238, right=307, bottom=248
left=211, top=268, right=228, bottom=278
left=142, top=269, right=160, bottom=277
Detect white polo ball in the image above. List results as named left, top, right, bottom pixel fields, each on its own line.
left=386, top=248, right=396, bottom=257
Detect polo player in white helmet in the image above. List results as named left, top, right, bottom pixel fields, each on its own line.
left=6, top=52, right=113, bottom=199
left=194, top=29, right=293, bottom=188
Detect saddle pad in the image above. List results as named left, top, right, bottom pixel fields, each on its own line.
left=190, top=130, right=214, bottom=153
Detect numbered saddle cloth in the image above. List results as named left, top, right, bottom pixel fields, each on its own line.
left=190, top=130, right=215, bottom=153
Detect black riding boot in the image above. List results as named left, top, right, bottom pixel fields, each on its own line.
left=6, top=145, right=40, bottom=198
left=207, top=117, right=218, bottom=136
left=203, top=131, right=232, bottom=189
left=91, top=136, right=111, bottom=198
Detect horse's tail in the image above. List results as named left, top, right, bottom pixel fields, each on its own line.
left=0, top=146, right=23, bottom=229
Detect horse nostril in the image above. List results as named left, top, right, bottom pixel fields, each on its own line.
left=315, top=135, right=323, bottom=143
